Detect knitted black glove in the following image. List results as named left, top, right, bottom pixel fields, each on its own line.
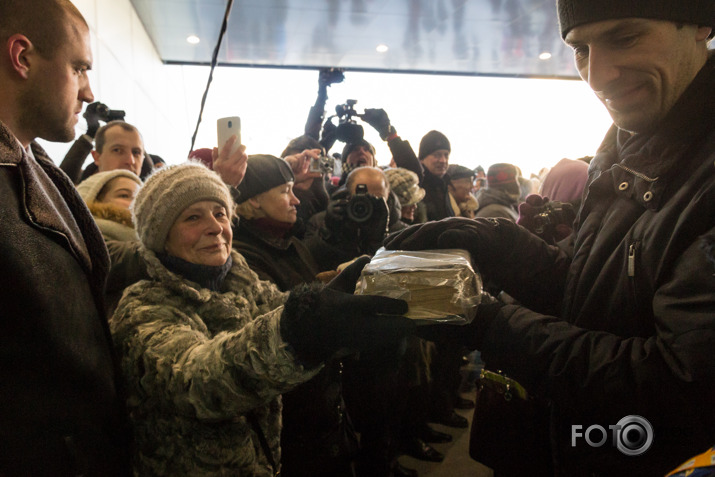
left=83, top=102, right=104, bottom=138
left=281, top=260, right=413, bottom=365
left=416, top=293, right=503, bottom=350
left=361, top=108, right=395, bottom=140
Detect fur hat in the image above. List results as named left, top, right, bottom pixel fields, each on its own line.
left=236, top=154, right=295, bottom=202
left=384, top=167, right=425, bottom=207
left=132, top=162, right=233, bottom=253
left=557, top=0, right=715, bottom=38
left=76, top=170, right=142, bottom=204
left=418, top=130, right=451, bottom=160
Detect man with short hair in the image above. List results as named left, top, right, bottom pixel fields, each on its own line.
left=91, top=120, right=145, bottom=176
left=385, top=0, right=715, bottom=474
left=0, top=0, right=131, bottom=474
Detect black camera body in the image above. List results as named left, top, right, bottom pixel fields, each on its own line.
left=346, top=184, right=386, bottom=225
left=96, top=103, right=126, bottom=122
left=335, top=99, right=364, bottom=144
left=309, top=154, right=335, bottom=174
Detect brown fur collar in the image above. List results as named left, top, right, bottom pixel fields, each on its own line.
left=87, top=201, right=135, bottom=228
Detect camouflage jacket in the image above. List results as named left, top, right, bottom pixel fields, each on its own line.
left=111, top=249, right=320, bottom=476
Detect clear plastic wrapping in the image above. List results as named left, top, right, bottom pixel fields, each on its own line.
left=355, top=248, right=482, bottom=324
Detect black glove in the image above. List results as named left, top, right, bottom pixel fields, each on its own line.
left=322, top=190, right=350, bottom=242
left=416, top=293, right=504, bottom=350
left=384, top=216, right=523, bottom=265
left=280, top=264, right=413, bottom=365
left=361, top=108, right=395, bottom=140
left=83, top=102, right=105, bottom=138
left=318, top=67, right=345, bottom=87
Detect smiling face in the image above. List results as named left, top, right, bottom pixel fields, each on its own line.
left=565, top=18, right=711, bottom=133
left=18, top=15, right=94, bottom=143
left=251, top=181, right=300, bottom=224
left=421, top=149, right=450, bottom=177
left=165, top=201, right=232, bottom=266
left=96, top=176, right=139, bottom=210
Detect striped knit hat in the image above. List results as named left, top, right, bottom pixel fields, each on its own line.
left=131, top=161, right=232, bottom=253
left=557, top=0, right=715, bottom=39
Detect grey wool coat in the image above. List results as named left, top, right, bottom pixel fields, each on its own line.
left=110, top=249, right=320, bottom=476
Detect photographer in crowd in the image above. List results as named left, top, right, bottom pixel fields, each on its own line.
left=385, top=0, right=715, bottom=474
left=304, top=166, right=391, bottom=272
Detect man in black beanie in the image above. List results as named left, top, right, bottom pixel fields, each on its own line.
left=417, top=130, right=455, bottom=221
left=384, top=0, right=715, bottom=475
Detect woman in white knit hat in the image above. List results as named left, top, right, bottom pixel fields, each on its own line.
left=110, top=161, right=412, bottom=476
left=76, top=169, right=142, bottom=241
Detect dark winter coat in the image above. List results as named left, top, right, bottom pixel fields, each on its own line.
left=419, top=168, right=454, bottom=221
left=111, top=249, right=319, bottom=476
left=477, top=54, right=715, bottom=476
left=0, top=122, right=131, bottom=476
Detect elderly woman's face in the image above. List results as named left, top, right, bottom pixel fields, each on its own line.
left=165, top=201, right=232, bottom=266
left=252, top=182, right=300, bottom=224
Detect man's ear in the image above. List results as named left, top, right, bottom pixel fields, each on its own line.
left=7, top=34, right=33, bottom=80
left=91, top=149, right=101, bottom=166
left=696, top=26, right=713, bottom=42
left=248, top=197, right=261, bottom=209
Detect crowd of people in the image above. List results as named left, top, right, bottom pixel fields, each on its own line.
left=1, top=0, right=714, bottom=476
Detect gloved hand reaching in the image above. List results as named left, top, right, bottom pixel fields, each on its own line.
left=280, top=256, right=413, bottom=364
left=416, top=292, right=504, bottom=350
left=322, top=189, right=350, bottom=242
left=361, top=108, right=396, bottom=140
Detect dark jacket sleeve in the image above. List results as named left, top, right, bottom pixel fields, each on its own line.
left=480, top=229, right=715, bottom=429
left=388, top=138, right=423, bottom=182
left=59, top=136, right=93, bottom=184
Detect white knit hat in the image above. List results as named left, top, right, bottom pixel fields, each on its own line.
left=76, top=170, right=142, bottom=203
left=131, top=162, right=233, bottom=253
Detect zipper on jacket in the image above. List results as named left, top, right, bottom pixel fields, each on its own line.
left=628, top=243, right=637, bottom=277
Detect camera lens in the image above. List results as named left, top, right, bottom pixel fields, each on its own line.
left=347, top=196, right=373, bottom=223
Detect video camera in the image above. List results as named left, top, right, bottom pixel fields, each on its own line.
left=334, top=99, right=364, bottom=144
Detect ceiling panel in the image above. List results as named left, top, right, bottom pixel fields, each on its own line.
left=130, top=0, right=581, bottom=79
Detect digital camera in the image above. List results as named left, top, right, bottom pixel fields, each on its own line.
left=309, top=154, right=335, bottom=174
left=346, top=184, right=386, bottom=224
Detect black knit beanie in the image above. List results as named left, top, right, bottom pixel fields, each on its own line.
left=557, top=0, right=715, bottom=39
left=418, top=130, right=451, bottom=160
left=236, top=154, right=294, bottom=202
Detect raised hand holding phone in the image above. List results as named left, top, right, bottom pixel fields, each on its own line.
left=213, top=116, right=247, bottom=187
left=217, top=116, right=241, bottom=155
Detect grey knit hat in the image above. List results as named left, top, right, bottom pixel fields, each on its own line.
left=557, top=0, right=715, bottom=39
left=384, top=167, right=425, bottom=207
left=76, top=170, right=142, bottom=203
left=131, top=162, right=233, bottom=253
left=236, top=154, right=295, bottom=202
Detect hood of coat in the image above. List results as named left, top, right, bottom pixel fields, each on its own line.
left=476, top=187, right=519, bottom=210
